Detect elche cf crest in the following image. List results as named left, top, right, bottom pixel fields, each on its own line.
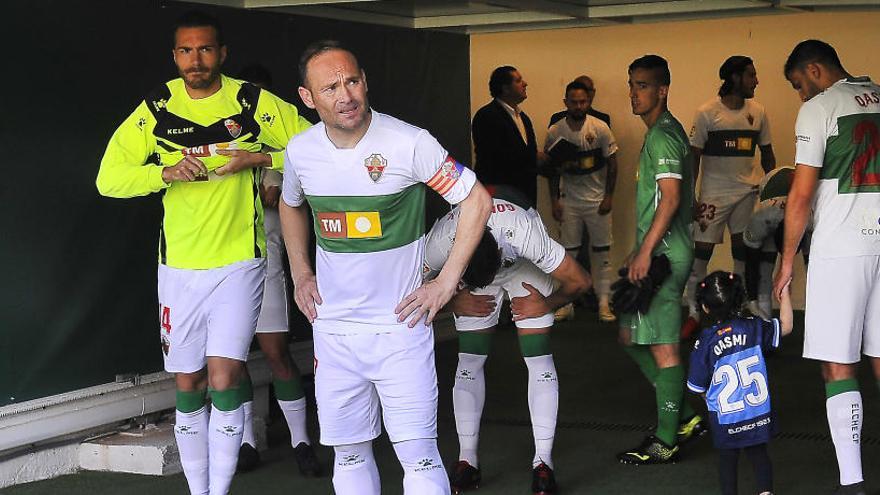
left=224, top=118, right=242, bottom=138
left=364, top=153, right=387, bottom=182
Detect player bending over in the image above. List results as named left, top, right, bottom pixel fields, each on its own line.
left=424, top=189, right=590, bottom=495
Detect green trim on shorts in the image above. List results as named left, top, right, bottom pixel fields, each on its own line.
left=622, top=258, right=691, bottom=345
left=176, top=389, right=207, bottom=414
left=209, top=387, right=242, bottom=412
left=519, top=333, right=551, bottom=357
left=459, top=332, right=492, bottom=355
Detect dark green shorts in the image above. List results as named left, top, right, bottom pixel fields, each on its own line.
left=619, top=258, right=690, bottom=345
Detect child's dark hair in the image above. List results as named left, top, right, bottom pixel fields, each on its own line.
left=696, top=271, right=746, bottom=323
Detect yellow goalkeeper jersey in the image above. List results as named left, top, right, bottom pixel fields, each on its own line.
left=97, top=75, right=311, bottom=269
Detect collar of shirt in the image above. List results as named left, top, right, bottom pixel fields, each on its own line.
left=495, top=98, right=527, bottom=143
left=495, top=98, right=521, bottom=119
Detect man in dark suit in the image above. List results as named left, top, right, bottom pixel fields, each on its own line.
left=472, top=66, right=542, bottom=205
left=548, top=75, right=611, bottom=128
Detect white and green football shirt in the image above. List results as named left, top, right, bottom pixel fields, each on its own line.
left=544, top=115, right=618, bottom=204
left=282, top=111, right=477, bottom=334
left=424, top=198, right=566, bottom=280
left=794, top=77, right=880, bottom=259
left=690, top=98, right=771, bottom=197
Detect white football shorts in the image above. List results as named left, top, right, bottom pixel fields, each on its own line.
left=804, top=255, right=880, bottom=363
left=158, top=258, right=265, bottom=373
left=694, top=190, right=757, bottom=244
left=454, top=258, right=555, bottom=331
left=313, top=327, right=439, bottom=445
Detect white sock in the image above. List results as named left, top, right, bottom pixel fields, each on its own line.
left=278, top=397, right=310, bottom=447
left=453, top=353, right=487, bottom=467
left=524, top=355, right=558, bottom=469
left=686, top=258, right=709, bottom=316
left=758, top=260, right=775, bottom=315
left=333, top=442, right=381, bottom=495
left=241, top=400, right=256, bottom=447
left=589, top=248, right=613, bottom=300
left=394, top=438, right=451, bottom=495
left=208, top=405, right=244, bottom=495
left=733, top=258, right=746, bottom=280
left=175, top=407, right=209, bottom=495
left=827, top=390, right=864, bottom=486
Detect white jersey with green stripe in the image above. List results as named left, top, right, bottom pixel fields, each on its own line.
left=424, top=198, right=565, bottom=280
left=97, top=75, right=312, bottom=269
left=794, top=77, right=880, bottom=258
left=690, top=98, right=771, bottom=197
left=283, top=111, right=477, bottom=334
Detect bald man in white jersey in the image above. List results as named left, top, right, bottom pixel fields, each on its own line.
left=279, top=40, right=491, bottom=495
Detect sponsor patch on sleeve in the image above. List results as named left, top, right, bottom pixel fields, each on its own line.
left=426, top=156, right=465, bottom=196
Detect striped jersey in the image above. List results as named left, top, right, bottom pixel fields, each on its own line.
left=97, top=75, right=312, bottom=269
left=282, top=111, right=477, bottom=334
left=794, top=77, right=880, bottom=258
left=690, top=98, right=771, bottom=197
left=545, top=115, right=618, bottom=204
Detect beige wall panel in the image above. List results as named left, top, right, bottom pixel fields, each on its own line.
left=471, top=11, right=880, bottom=309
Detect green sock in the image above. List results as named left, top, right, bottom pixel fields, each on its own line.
left=825, top=378, right=859, bottom=398
left=176, top=389, right=207, bottom=413
left=623, top=346, right=696, bottom=421
left=273, top=376, right=305, bottom=401
left=209, top=387, right=242, bottom=412
left=655, top=365, right=685, bottom=446
left=239, top=376, right=254, bottom=403
left=623, top=345, right=658, bottom=383
left=459, top=332, right=492, bottom=356
left=518, top=333, right=550, bottom=357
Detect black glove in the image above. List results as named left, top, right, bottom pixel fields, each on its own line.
left=611, top=254, right=672, bottom=315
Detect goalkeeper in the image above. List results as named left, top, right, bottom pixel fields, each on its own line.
left=616, top=55, right=703, bottom=465
left=423, top=188, right=590, bottom=495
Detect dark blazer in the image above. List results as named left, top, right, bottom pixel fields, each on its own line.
left=472, top=99, right=538, bottom=204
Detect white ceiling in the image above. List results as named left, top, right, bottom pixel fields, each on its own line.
left=185, top=0, right=880, bottom=33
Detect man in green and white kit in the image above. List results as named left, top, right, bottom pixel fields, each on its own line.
left=776, top=40, right=880, bottom=495
left=96, top=12, right=312, bottom=495
left=617, top=55, right=703, bottom=464
left=280, top=41, right=491, bottom=495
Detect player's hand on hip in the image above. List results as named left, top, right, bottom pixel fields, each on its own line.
left=510, top=282, right=550, bottom=321
left=598, top=196, right=613, bottom=216
left=215, top=150, right=270, bottom=176
left=396, top=279, right=456, bottom=328
left=292, top=271, right=322, bottom=323
left=162, top=156, right=207, bottom=183
left=450, top=290, right=496, bottom=317
left=773, top=261, right=794, bottom=301
left=627, top=250, right=651, bottom=284
left=552, top=199, right=564, bottom=222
